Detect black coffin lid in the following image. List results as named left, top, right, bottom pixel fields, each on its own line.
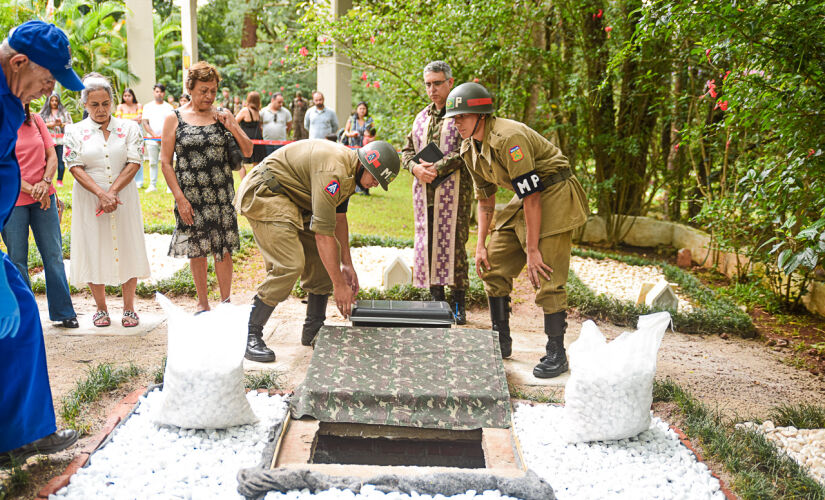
left=350, top=300, right=454, bottom=328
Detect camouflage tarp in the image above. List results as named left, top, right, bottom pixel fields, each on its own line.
left=291, top=326, right=511, bottom=430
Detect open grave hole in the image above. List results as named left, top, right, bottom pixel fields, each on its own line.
left=310, top=423, right=486, bottom=469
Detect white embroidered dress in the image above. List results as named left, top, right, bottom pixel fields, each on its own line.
left=64, top=117, right=150, bottom=286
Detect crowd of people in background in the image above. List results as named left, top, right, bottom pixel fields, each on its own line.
left=5, top=67, right=381, bottom=333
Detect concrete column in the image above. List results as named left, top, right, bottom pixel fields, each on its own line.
left=125, top=0, right=156, bottom=105
left=180, top=0, right=198, bottom=90
left=316, top=0, right=352, bottom=128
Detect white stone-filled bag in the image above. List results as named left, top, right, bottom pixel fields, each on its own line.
left=562, top=312, right=671, bottom=443
left=154, top=293, right=258, bottom=429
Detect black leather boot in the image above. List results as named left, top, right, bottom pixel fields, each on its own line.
left=246, top=295, right=276, bottom=362
left=489, top=296, right=512, bottom=358
left=452, top=289, right=467, bottom=325
left=430, top=285, right=445, bottom=302
left=533, top=311, right=569, bottom=378
left=301, top=293, right=328, bottom=346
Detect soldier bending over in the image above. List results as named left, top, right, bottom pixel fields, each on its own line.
left=234, top=140, right=401, bottom=361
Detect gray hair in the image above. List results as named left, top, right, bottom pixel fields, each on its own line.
left=423, top=60, right=452, bottom=80
left=80, top=73, right=114, bottom=104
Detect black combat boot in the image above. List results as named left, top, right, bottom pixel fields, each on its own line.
left=301, top=293, right=328, bottom=346
left=533, top=311, right=569, bottom=378
left=452, top=289, right=467, bottom=325
left=246, top=295, right=276, bottom=362
left=430, top=285, right=445, bottom=302
left=489, top=296, right=512, bottom=358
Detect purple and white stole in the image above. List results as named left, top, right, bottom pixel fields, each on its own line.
left=411, top=106, right=463, bottom=288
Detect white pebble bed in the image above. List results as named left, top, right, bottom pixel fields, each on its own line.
left=736, top=421, right=825, bottom=485
left=351, top=246, right=415, bottom=290
left=263, top=487, right=520, bottom=500
left=51, top=389, right=289, bottom=499
left=49, top=394, right=732, bottom=500
left=570, top=256, right=694, bottom=312
left=514, top=403, right=726, bottom=500
left=142, top=233, right=190, bottom=283
left=32, top=233, right=188, bottom=285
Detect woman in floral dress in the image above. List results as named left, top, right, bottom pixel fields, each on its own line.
left=160, top=62, right=252, bottom=313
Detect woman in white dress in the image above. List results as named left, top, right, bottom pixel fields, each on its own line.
left=63, top=73, right=150, bottom=327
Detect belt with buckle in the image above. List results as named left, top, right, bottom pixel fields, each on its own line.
left=542, top=168, right=572, bottom=188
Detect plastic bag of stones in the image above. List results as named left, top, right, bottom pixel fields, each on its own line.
left=562, top=311, right=671, bottom=443
left=154, top=293, right=258, bottom=429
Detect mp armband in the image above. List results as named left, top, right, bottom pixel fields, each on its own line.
left=511, top=171, right=545, bottom=199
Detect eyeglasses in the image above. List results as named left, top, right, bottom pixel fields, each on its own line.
left=425, top=80, right=446, bottom=89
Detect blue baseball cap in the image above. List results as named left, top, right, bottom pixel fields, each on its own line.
left=8, top=21, right=84, bottom=91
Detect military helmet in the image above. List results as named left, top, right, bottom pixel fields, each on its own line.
left=357, top=140, right=400, bottom=191
left=444, top=82, right=494, bottom=118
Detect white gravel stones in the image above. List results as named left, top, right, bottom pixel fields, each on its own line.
left=263, top=487, right=520, bottom=500
left=351, top=246, right=415, bottom=290
left=155, top=295, right=257, bottom=429
left=563, top=313, right=669, bottom=443
left=142, top=233, right=190, bottom=283
left=570, top=256, right=694, bottom=312
left=32, top=233, right=188, bottom=285
left=736, top=421, right=825, bottom=485
left=514, top=403, right=727, bottom=500
left=51, top=390, right=289, bottom=500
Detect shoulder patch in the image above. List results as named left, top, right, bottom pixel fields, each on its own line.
left=325, top=180, right=340, bottom=197
left=509, top=145, right=524, bottom=162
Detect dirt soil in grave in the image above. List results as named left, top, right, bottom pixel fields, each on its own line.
left=5, top=252, right=825, bottom=498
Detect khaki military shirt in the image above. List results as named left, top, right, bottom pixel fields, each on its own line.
left=234, top=140, right=359, bottom=236
left=460, top=117, right=589, bottom=237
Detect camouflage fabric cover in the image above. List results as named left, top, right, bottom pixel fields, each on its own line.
left=291, top=326, right=511, bottom=430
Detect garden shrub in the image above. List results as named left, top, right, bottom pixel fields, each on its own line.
left=570, top=248, right=755, bottom=337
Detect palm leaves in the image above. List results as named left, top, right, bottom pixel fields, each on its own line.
left=153, top=11, right=182, bottom=83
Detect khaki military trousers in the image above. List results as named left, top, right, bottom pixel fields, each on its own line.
left=481, top=211, right=572, bottom=315
left=248, top=218, right=334, bottom=307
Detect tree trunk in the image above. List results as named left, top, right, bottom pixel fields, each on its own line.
left=523, top=6, right=547, bottom=126
left=665, top=67, right=687, bottom=221
left=241, top=11, right=257, bottom=48
left=553, top=5, right=579, bottom=169
left=581, top=2, right=616, bottom=215
left=612, top=2, right=668, bottom=216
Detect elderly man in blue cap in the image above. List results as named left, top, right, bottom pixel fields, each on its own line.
left=0, top=20, right=85, bottom=467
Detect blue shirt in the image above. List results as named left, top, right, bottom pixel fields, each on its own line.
left=0, top=63, right=26, bottom=227
left=304, top=106, right=339, bottom=140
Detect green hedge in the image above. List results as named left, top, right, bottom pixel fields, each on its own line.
left=293, top=258, right=488, bottom=307
left=349, top=233, right=414, bottom=248
left=570, top=248, right=755, bottom=337
left=293, top=238, right=756, bottom=338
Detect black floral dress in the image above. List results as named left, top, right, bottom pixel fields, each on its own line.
left=168, top=110, right=240, bottom=261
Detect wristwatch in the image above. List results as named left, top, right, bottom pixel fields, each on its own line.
left=42, top=176, right=52, bottom=184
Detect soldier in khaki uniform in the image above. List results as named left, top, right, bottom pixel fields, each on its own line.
left=444, top=82, right=589, bottom=379
left=234, top=140, right=400, bottom=362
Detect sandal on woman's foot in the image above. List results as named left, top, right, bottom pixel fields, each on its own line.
left=92, top=310, right=110, bottom=327
left=122, top=310, right=139, bottom=327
